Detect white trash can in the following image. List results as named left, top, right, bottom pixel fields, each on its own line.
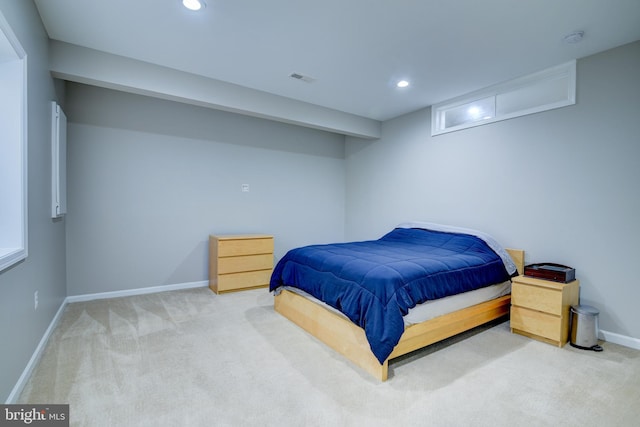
left=569, top=305, right=603, bottom=351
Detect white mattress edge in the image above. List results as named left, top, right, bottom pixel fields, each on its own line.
left=280, top=280, right=511, bottom=327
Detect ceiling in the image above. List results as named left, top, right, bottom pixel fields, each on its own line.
left=34, top=0, right=640, bottom=122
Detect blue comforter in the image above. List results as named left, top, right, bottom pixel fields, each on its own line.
left=270, top=227, right=511, bottom=364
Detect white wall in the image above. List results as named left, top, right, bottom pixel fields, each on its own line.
left=0, top=0, right=66, bottom=402
left=345, top=41, right=640, bottom=341
left=65, top=83, right=346, bottom=296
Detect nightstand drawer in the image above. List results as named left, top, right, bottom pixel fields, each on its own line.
left=217, top=270, right=272, bottom=292
left=218, top=254, right=273, bottom=274
left=511, top=306, right=562, bottom=342
left=512, top=282, right=562, bottom=315
left=218, top=237, right=273, bottom=257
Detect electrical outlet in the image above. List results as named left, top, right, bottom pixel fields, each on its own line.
left=34, top=291, right=38, bottom=310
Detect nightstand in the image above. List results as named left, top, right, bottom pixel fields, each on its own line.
left=209, top=234, right=274, bottom=294
left=510, top=275, right=579, bottom=347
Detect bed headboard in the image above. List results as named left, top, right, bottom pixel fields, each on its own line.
left=506, top=248, right=525, bottom=276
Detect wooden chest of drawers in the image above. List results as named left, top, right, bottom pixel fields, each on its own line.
left=209, top=234, right=274, bottom=294
left=510, top=275, right=579, bottom=347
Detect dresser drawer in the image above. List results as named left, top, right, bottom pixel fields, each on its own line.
left=512, top=282, right=562, bottom=315
left=218, top=254, right=273, bottom=274
left=218, top=237, right=274, bottom=257
left=217, top=270, right=272, bottom=292
left=511, top=306, right=562, bottom=342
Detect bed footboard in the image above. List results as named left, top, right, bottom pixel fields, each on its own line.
left=274, top=248, right=524, bottom=381
left=274, top=288, right=389, bottom=381
left=274, top=290, right=511, bottom=381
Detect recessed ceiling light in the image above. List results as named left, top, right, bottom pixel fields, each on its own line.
left=183, top=0, right=205, bottom=11
left=563, top=31, right=584, bottom=44
left=396, top=80, right=410, bottom=88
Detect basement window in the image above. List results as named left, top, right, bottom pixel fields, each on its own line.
left=432, top=61, right=576, bottom=136
left=0, top=11, right=28, bottom=272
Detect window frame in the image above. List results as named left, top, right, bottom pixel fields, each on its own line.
left=432, top=61, right=576, bottom=136
left=0, top=10, right=28, bottom=272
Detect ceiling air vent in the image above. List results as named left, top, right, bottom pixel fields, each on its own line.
left=289, top=72, right=316, bottom=83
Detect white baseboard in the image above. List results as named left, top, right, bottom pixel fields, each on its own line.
left=6, top=280, right=209, bottom=403
left=5, top=298, right=68, bottom=404
left=600, top=330, right=640, bottom=350
left=66, top=280, right=209, bottom=303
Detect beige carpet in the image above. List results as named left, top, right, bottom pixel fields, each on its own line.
left=19, top=287, right=640, bottom=426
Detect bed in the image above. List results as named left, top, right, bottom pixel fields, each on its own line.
left=270, top=222, right=525, bottom=381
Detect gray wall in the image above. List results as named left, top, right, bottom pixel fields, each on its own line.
left=0, top=0, right=66, bottom=402
left=64, top=83, right=346, bottom=295
left=345, top=41, right=640, bottom=340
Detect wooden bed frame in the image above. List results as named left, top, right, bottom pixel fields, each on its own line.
left=273, top=248, right=525, bottom=381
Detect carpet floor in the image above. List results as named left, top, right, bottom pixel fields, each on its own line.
left=18, top=287, right=640, bottom=426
